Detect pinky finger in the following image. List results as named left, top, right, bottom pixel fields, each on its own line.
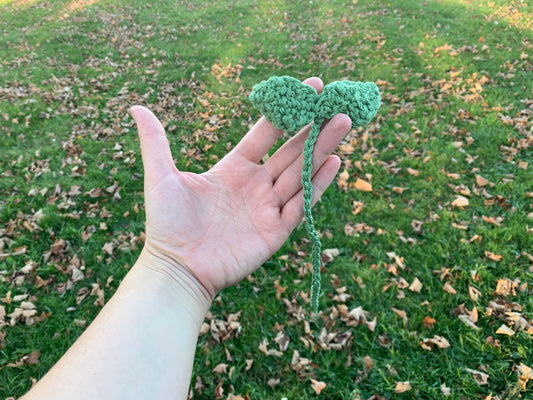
left=280, top=155, right=341, bottom=231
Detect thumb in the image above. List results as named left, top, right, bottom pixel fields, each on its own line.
left=130, top=105, right=177, bottom=181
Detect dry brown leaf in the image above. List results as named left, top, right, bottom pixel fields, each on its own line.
left=485, top=251, right=502, bottom=262
left=226, top=395, right=246, bottom=400
left=459, top=314, right=480, bottom=330
left=392, top=186, right=408, bottom=194
left=495, top=324, right=515, bottom=336
left=273, top=280, right=287, bottom=300
left=423, top=316, right=436, bottom=329
left=446, top=172, right=461, bottom=180
left=475, top=175, right=490, bottom=187
left=258, top=339, right=283, bottom=357
left=494, top=278, right=517, bottom=296
left=267, top=378, right=280, bottom=387
left=443, top=282, right=457, bottom=294
left=337, top=170, right=349, bottom=191
left=322, top=248, right=340, bottom=264
left=212, top=363, right=228, bottom=374
left=409, top=277, right=423, bottom=293
left=391, top=307, right=408, bottom=325
left=441, top=383, right=451, bottom=396
left=517, top=363, right=533, bottom=390
left=362, top=355, right=374, bottom=373
left=395, top=381, right=412, bottom=393
left=406, top=168, right=419, bottom=176
left=420, top=335, right=451, bottom=350
left=451, top=196, right=469, bottom=208
left=352, top=201, right=364, bottom=215
left=482, top=215, right=504, bottom=227
left=310, top=379, right=327, bottom=395
left=466, top=368, right=489, bottom=386
left=354, top=178, right=372, bottom=192
left=214, top=379, right=224, bottom=399
left=24, top=350, right=40, bottom=365
left=469, top=285, right=482, bottom=302
left=245, top=359, right=253, bottom=371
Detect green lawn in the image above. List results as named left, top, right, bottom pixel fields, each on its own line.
left=1, top=0, right=532, bottom=398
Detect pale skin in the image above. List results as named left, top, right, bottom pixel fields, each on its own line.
left=21, top=77, right=352, bottom=400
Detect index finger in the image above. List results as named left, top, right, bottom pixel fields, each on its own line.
left=232, top=77, right=323, bottom=164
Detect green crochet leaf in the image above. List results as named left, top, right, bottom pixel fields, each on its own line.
left=317, top=80, right=381, bottom=127
left=249, top=76, right=318, bottom=133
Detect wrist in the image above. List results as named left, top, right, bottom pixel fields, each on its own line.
left=133, top=247, right=213, bottom=320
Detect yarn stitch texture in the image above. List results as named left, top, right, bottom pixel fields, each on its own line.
left=250, top=76, right=381, bottom=312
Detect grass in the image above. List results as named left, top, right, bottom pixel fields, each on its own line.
left=1, top=0, right=533, bottom=399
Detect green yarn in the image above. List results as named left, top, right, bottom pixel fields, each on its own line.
left=250, top=76, right=381, bottom=312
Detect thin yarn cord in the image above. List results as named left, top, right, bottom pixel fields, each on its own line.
left=302, top=122, right=323, bottom=313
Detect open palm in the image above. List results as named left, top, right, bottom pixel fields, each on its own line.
left=132, top=77, right=352, bottom=299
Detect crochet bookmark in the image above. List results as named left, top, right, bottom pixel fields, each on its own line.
left=250, top=76, right=381, bottom=312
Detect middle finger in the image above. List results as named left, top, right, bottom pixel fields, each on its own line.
left=268, top=113, right=352, bottom=205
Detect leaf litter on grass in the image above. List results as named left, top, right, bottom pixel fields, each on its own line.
left=1, top=0, right=533, bottom=398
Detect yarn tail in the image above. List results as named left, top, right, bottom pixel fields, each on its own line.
left=302, top=122, right=323, bottom=313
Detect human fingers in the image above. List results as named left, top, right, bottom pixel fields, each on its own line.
left=270, top=113, right=351, bottom=205
left=280, top=155, right=341, bottom=230
left=232, top=77, right=324, bottom=163
left=130, top=105, right=177, bottom=183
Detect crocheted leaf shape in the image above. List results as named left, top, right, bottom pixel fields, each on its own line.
left=249, top=76, right=381, bottom=312
left=315, top=80, right=381, bottom=126
left=249, top=76, right=318, bottom=133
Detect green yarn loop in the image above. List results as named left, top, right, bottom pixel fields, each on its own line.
left=250, top=76, right=381, bottom=312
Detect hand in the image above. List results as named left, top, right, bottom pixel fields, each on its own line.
left=131, top=77, right=352, bottom=303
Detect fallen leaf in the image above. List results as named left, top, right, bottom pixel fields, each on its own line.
left=469, top=285, right=482, bottom=301
left=267, top=378, right=280, bottom=387
left=245, top=359, right=253, bottom=371
left=354, top=178, right=372, bottom=192
left=475, top=175, right=490, bottom=187
left=226, top=395, right=246, bottom=400
left=24, top=350, right=40, bottom=365
left=485, top=251, right=502, bottom=262
left=409, top=277, right=423, bottom=293
left=214, top=379, right=224, bottom=399
left=420, top=335, right=450, bottom=350
left=213, top=363, right=228, bottom=374
left=391, top=307, right=408, bottom=325
left=337, top=170, right=349, bottom=191
left=362, top=355, right=374, bottom=373
left=495, top=324, right=515, bottom=336
left=441, top=382, right=451, bottom=396
left=494, top=278, right=517, bottom=296
left=423, top=316, right=436, bottom=329
left=451, top=196, right=469, bottom=208
left=392, top=186, right=408, bottom=194
left=352, top=200, right=364, bottom=215
left=258, top=339, right=283, bottom=357
left=459, top=314, right=480, bottom=330
left=395, top=381, right=412, bottom=393
left=310, top=379, right=327, bottom=395
left=443, top=282, right=457, bottom=294
left=466, top=368, right=489, bottom=386
left=273, top=280, right=287, bottom=300
left=482, top=215, right=504, bottom=227
left=516, top=363, right=533, bottom=390
left=322, top=248, right=340, bottom=264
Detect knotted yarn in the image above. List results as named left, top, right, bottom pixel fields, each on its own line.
left=250, top=76, right=381, bottom=312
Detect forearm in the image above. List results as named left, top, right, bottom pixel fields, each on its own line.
left=22, top=251, right=212, bottom=400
